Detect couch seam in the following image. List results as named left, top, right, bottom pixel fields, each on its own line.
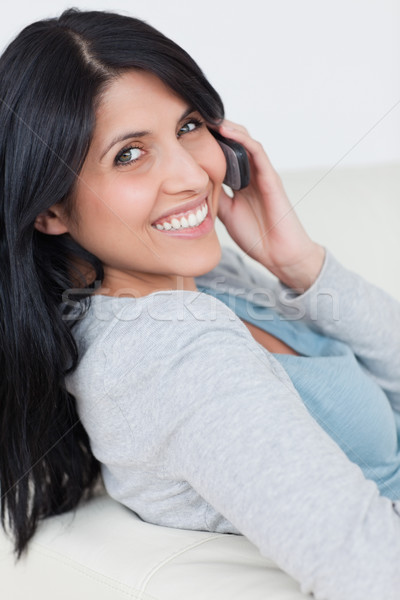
left=27, top=542, right=158, bottom=600
left=136, top=533, right=225, bottom=594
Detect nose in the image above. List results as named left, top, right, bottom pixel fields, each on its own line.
left=159, top=139, right=209, bottom=196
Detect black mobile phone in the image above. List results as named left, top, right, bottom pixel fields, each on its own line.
left=209, top=129, right=250, bottom=190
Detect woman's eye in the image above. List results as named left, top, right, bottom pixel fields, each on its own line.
left=178, top=118, right=203, bottom=137
left=115, top=146, right=142, bottom=166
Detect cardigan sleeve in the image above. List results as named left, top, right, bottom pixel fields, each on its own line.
left=205, top=246, right=400, bottom=410
left=271, top=249, right=400, bottom=411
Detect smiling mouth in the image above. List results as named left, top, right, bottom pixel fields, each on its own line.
left=151, top=199, right=208, bottom=231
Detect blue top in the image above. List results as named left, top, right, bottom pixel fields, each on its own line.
left=197, top=285, right=400, bottom=500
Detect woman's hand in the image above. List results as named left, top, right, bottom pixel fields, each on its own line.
left=215, top=120, right=325, bottom=291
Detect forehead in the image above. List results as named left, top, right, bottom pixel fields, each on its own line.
left=95, top=70, right=185, bottom=130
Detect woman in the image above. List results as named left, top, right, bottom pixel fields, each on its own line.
left=1, top=8, right=400, bottom=599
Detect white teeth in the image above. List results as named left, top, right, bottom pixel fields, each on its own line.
left=187, top=213, right=198, bottom=227
left=154, top=201, right=208, bottom=231
left=171, top=218, right=181, bottom=229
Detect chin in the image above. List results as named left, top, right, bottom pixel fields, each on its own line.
left=178, top=236, right=222, bottom=277
left=197, top=236, right=222, bottom=275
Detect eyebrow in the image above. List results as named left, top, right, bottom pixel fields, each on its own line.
left=100, top=105, right=196, bottom=160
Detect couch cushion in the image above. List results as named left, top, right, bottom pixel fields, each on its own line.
left=0, top=494, right=308, bottom=599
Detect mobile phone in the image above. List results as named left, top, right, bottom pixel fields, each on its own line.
left=209, top=129, right=250, bottom=190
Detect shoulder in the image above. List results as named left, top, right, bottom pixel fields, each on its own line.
left=70, top=289, right=261, bottom=385
left=92, top=289, right=253, bottom=357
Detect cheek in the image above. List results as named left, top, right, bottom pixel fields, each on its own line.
left=79, top=175, right=152, bottom=229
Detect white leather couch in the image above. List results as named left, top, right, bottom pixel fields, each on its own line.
left=2, top=164, right=399, bottom=599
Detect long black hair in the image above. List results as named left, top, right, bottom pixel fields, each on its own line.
left=0, top=8, right=224, bottom=557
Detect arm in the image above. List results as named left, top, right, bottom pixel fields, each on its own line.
left=111, top=299, right=400, bottom=600
left=273, top=249, right=400, bottom=409
left=168, top=339, right=400, bottom=600
left=212, top=245, right=400, bottom=410
left=213, top=120, right=400, bottom=408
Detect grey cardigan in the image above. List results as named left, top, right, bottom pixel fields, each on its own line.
left=66, top=248, right=400, bottom=600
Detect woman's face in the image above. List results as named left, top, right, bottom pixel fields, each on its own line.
left=63, top=70, right=226, bottom=296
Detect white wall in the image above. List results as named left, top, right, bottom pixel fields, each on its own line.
left=1, top=0, right=399, bottom=170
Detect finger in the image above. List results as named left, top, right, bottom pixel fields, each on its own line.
left=219, top=123, right=276, bottom=179
left=221, top=119, right=249, bottom=135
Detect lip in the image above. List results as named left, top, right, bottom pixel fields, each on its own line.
left=151, top=193, right=209, bottom=226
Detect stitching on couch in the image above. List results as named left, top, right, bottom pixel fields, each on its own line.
left=136, top=533, right=224, bottom=595
left=28, top=542, right=158, bottom=600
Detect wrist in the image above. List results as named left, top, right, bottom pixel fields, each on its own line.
left=269, top=243, right=326, bottom=292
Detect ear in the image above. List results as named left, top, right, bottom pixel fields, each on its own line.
left=34, top=205, right=69, bottom=235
